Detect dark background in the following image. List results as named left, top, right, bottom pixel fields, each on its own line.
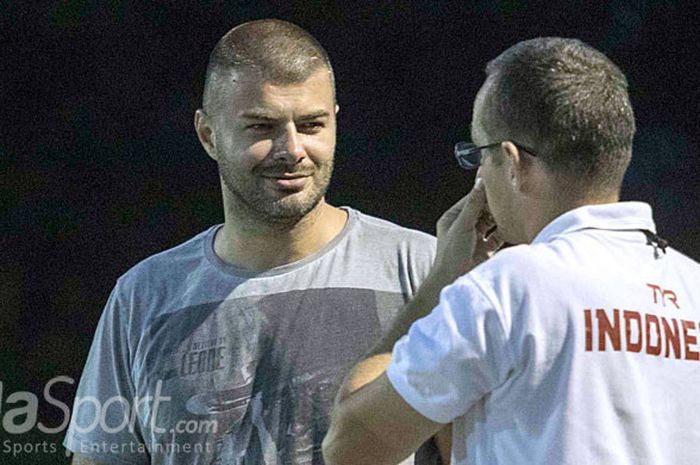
left=1, top=1, right=698, bottom=463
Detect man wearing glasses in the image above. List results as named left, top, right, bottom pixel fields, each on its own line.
left=323, top=37, right=700, bottom=465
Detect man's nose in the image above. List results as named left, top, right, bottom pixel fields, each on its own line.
left=273, top=123, right=305, bottom=163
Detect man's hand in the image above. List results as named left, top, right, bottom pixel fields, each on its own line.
left=433, top=176, right=503, bottom=285
left=366, top=177, right=503, bottom=358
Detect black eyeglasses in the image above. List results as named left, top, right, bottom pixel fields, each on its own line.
left=454, top=141, right=539, bottom=170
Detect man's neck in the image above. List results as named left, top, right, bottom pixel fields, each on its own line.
left=525, top=191, right=620, bottom=243
left=214, top=200, right=348, bottom=272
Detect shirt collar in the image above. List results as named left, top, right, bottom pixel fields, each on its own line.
left=532, top=201, right=656, bottom=244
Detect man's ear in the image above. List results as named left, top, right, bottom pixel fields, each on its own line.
left=502, top=141, right=528, bottom=193
left=194, top=109, right=217, bottom=160
left=335, top=104, right=340, bottom=115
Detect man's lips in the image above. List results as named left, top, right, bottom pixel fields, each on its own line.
left=260, top=173, right=312, bottom=190
left=261, top=173, right=311, bottom=179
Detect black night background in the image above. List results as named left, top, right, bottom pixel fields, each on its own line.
left=1, top=1, right=698, bottom=463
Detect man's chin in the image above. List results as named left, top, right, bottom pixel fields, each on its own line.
left=258, top=193, right=324, bottom=223
left=225, top=179, right=328, bottom=224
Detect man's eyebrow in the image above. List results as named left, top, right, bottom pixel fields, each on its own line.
left=238, top=110, right=330, bottom=121
left=239, top=110, right=278, bottom=120
left=297, top=110, right=330, bottom=120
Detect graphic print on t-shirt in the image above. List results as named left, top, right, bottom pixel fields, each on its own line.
left=135, top=287, right=404, bottom=465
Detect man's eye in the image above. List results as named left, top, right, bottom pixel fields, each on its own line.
left=246, top=123, right=272, bottom=131
left=298, top=122, right=324, bottom=132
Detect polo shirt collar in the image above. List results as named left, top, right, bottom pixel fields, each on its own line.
left=532, top=202, right=656, bottom=244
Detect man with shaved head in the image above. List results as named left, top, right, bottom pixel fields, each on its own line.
left=64, top=20, right=438, bottom=465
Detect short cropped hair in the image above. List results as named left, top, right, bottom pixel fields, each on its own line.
left=203, top=19, right=335, bottom=115
left=482, top=37, right=635, bottom=193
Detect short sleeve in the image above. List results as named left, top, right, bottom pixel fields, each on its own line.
left=386, top=275, right=513, bottom=424
left=63, top=284, right=149, bottom=464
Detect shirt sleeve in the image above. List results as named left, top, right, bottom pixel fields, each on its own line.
left=386, top=275, right=514, bottom=424
left=63, top=283, right=150, bottom=465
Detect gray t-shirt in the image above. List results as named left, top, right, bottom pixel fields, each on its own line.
left=64, top=208, right=436, bottom=465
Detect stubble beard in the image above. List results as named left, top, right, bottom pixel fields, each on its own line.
left=219, top=156, right=334, bottom=227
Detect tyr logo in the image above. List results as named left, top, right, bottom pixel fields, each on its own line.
left=646, top=283, right=680, bottom=309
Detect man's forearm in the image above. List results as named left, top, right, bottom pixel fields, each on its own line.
left=327, top=184, right=499, bottom=465
left=336, top=270, right=448, bottom=403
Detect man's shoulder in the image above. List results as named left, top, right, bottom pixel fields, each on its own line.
left=349, top=208, right=436, bottom=247
left=664, top=246, right=700, bottom=296
left=465, top=242, right=562, bottom=293
left=115, top=225, right=216, bottom=290
left=667, top=246, right=700, bottom=269
left=469, top=232, right=700, bottom=296
left=478, top=242, right=551, bottom=271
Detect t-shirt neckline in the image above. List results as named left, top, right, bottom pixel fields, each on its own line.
left=204, top=207, right=357, bottom=278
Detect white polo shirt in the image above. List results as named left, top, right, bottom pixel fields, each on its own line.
left=387, top=202, right=700, bottom=465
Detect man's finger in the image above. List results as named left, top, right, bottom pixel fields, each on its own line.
left=436, top=194, right=469, bottom=235
left=437, top=179, right=488, bottom=234
left=454, top=178, right=487, bottom=229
